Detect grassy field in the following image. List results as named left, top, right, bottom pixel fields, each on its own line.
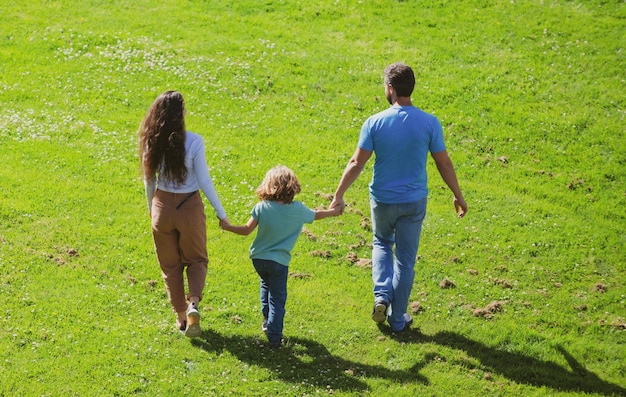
left=0, top=0, right=624, bottom=396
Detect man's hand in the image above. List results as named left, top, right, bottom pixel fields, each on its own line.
left=330, top=196, right=346, bottom=215
left=454, top=197, right=467, bottom=218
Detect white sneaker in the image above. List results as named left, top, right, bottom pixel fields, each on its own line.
left=185, top=303, right=201, bottom=338
left=371, top=301, right=388, bottom=323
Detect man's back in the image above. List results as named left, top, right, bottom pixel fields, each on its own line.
left=358, top=105, right=446, bottom=204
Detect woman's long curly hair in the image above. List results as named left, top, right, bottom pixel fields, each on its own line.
left=255, top=165, right=301, bottom=204
left=138, top=90, right=188, bottom=185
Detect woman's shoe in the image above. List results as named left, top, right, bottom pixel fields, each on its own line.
left=185, top=303, right=201, bottom=338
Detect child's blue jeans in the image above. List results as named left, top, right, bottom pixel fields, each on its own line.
left=252, top=258, right=289, bottom=345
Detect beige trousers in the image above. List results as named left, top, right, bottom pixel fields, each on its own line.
left=151, top=190, right=207, bottom=313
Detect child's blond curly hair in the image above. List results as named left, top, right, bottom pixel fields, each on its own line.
left=255, top=165, right=301, bottom=204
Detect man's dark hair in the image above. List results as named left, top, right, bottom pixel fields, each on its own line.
left=384, top=63, right=415, bottom=97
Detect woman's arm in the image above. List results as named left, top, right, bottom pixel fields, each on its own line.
left=144, top=175, right=157, bottom=214
left=193, top=136, right=228, bottom=220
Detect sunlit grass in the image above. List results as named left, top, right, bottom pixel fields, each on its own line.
left=1, top=0, right=624, bottom=396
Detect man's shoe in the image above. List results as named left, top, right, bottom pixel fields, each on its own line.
left=371, top=301, right=388, bottom=323
left=261, top=317, right=268, bottom=333
left=392, top=313, right=413, bottom=333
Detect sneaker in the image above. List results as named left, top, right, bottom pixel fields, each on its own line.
left=392, top=313, right=413, bottom=333
left=178, top=320, right=187, bottom=334
left=185, top=302, right=201, bottom=338
left=371, top=301, right=388, bottom=323
left=261, top=317, right=268, bottom=333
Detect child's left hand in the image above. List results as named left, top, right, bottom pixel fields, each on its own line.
left=219, top=217, right=231, bottom=229
left=332, top=204, right=344, bottom=216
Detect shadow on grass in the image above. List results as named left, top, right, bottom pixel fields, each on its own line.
left=191, top=327, right=625, bottom=395
left=384, top=327, right=626, bottom=396
left=191, top=328, right=431, bottom=393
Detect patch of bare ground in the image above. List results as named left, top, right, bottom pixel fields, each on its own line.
left=355, top=258, right=372, bottom=268
left=348, top=237, right=368, bottom=250
left=492, top=278, right=513, bottom=289
left=610, top=320, right=626, bottom=330
left=313, top=191, right=334, bottom=201
left=301, top=227, right=317, bottom=241
left=309, top=250, right=331, bottom=258
left=347, top=207, right=364, bottom=217
left=45, top=247, right=80, bottom=266
left=409, top=301, right=424, bottom=314
left=345, top=252, right=372, bottom=268
left=439, top=278, right=456, bottom=289
left=473, top=301, right=506, bottom=319
left=593, top=282, right=606, bottom=293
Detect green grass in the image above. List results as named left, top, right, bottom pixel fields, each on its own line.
left=1, top=0, right=624, bottom=395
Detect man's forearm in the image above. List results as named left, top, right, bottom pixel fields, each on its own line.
left=334, top=161, right=363, bottom=199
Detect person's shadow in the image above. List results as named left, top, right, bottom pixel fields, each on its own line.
left=192, top=328, right=625, bottom=395
left=387, top=327, right=626, bottom=395
left=191, top=329, right=432, bottom=393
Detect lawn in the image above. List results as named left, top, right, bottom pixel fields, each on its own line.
left=0, top=0, right=624, bottom=396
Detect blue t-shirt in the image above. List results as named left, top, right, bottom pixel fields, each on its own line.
left=358, top=105, right=446, bottom=203
left=249, top=200, right=316, bottom=266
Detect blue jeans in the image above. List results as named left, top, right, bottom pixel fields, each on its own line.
left=370, top=197, right=427, bottom=332
left=252, top=259, right=288, bottom=345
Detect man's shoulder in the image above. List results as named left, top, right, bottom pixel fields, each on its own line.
left=372, top=106, right=399, bottom=117
left=370, top=105, right=432, bottom=118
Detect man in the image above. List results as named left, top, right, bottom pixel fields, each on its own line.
left=330, top=62, right=467, bottom=333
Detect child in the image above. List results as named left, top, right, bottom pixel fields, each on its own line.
left=219, top=165, right=342, bottom=348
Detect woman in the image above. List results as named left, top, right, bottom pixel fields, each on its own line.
left=139, top=90, right=228, bottom=337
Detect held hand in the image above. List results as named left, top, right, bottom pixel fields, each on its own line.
left=454, top=197, right=468, bottom=218
left=330, top=197, right=345, bottom=215
left=331, top=204, right=343, bottom=216
left=219, top=217, right=231, bottom=230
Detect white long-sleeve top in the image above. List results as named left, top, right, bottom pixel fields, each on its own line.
left=144, top=131, right=227, bottom=220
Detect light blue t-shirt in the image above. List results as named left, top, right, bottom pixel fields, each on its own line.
left=358, top=105, right=446, bottom=204
left=249, top=200, right=316, bottom=266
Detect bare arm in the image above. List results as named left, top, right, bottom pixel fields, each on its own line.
left=219, top=216, right=258, bottom=235
left=431, top=150, right=467, bottom=218
left=314, top=206, right=342, bottom=220
left=330, top=147, right=372, bottom=210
